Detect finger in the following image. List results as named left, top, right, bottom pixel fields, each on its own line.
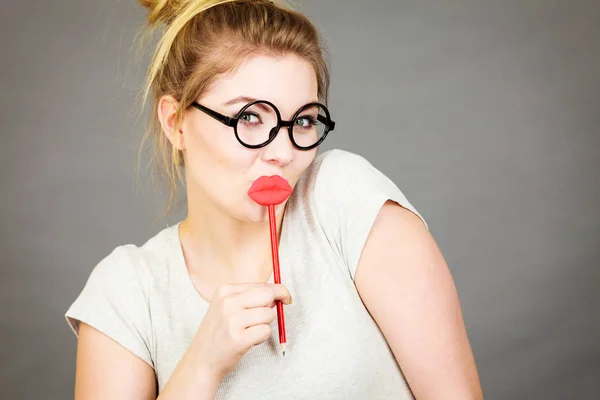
left=270, top=284, right=293, bottom=304
left=241, top=324, right=272, bottom=350
left=236, top=286, right=292, bottom=309
left=215, top=283, right=292, bottom=304
left=235, top=287, right=275, bottom=309
left=213, top=283, right=263, bottom=300
left=232, top=307, right=276, bottom=329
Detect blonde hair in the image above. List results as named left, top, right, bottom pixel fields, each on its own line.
left=134, top=0, right=330, bottom=215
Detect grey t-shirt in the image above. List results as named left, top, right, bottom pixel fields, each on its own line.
left=66, top=149, right=427, bottom=399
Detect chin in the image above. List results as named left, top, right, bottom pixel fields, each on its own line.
left=241, top=198, right=290, bottom=225
left=238, top=199, right=270, bottom=224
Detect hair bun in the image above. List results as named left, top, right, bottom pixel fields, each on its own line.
left=138, top=0, right=192, bottom=26
left=138, top=1, right=278, bottom=26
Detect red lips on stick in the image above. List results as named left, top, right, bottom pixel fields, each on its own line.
left=248, top=175, right=293, bottom=356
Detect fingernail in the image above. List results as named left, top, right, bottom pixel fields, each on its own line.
left=289, top=295, right=293, bottom=305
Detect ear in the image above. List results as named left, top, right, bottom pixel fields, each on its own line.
left=157, top=95, right=186, bottom=150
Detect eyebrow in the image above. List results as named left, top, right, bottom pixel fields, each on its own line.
left=223, top=96, right=258, bottom=106
left=222, top=96, right=322, bottom=117
left=224, top=96, right=272, bottom=114
left=223, top=96, right=319, bottom=107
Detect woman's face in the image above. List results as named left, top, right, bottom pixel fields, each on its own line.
left=179, top=54, right=319, bottom=223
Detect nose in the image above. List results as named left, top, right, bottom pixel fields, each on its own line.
left=261, top=125, right=293, bottom=166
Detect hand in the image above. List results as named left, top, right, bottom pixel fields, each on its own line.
left=192, top=283, right=292, bottom=380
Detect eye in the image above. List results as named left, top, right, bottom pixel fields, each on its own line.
left=240, top=112, right=261, bottom=124
left=295, top=116, right=317, bottom=129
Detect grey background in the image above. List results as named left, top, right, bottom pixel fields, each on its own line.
left=1, top=0, right=599, bottom=398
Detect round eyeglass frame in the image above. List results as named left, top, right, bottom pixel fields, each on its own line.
left=190, top=99, right=336, bottom=151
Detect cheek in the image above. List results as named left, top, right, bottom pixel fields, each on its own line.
left=184, top=121, right=240, bottom=167
left=183, top=122, right=257, bottom=190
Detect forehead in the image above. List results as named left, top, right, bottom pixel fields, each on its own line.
left=202, top=54, right=318, bottom=114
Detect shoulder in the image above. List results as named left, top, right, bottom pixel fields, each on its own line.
left=304, top=149, right=405, bottom=203
left=316, top=148, right=374, bottom=171
left=80, top=224, right=177, bottom=299
left=304, top=148, right=373, bottom=186
left=294, top=149, right=380, bottom=208
left=65, top=225, right=178, bottom=342
left=294, top=149, right=427, bottom=278
left=64, top=227, right=177, bottom=368
left=302, top=149, right=426, bottom=226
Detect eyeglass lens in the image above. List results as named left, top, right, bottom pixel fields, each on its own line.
left=236, top=101, right=328, bottom=148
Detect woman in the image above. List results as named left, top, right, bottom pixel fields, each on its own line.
left=66, top=0, right=483, bottom=398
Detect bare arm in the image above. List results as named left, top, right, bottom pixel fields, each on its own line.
left=74, top=323, right=156, bottom=400
left=156, top=333, right=220, bottom=400
left=74, top=282, right=291, bottom=399
left=75, top=323, right=220, bottom=400
left=354, top=201, right=483, bottom=399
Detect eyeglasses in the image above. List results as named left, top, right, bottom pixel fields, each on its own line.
left=190, top=99, right=335, bottom=150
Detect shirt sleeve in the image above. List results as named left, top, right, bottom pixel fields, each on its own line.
left=313, top=149, right=428, bottom=280
left=65, top=245, right=154, bottom=368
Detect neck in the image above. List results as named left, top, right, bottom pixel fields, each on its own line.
left=179, top=190, right=286, bottom=283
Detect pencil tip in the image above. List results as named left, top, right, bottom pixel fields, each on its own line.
left=280, top=343, right=286, bottom=357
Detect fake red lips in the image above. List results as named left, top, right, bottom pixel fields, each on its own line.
left=248, top=175, right=293, bottom=206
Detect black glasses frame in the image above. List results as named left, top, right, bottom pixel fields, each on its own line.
left=190, top=99, right=335, bottom=151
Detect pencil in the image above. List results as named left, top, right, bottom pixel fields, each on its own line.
left=268, top=204, right=287, bottom=356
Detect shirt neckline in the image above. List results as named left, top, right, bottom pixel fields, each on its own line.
left=167, top=209, right=292, bottom=305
